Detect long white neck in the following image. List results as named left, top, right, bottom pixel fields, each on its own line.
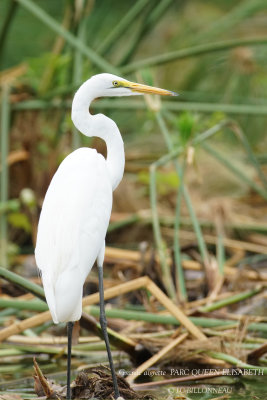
left=71, top=79, right=125, bottom=191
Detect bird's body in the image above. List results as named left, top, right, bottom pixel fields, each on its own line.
left=35, top=74, right=126, bottom=324
left=35, top=73, right=176, bottom=399
left=35, top=147, right=112, bottom=323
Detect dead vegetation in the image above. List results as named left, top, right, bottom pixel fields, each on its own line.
left=1, top=2, right=267, bottom=399
left=33, top=359, right=150, bottom=400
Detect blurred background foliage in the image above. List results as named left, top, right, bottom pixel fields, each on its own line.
left=2, top=3, right=267, bottom=393
left=1, top=0, right=267, bottom=276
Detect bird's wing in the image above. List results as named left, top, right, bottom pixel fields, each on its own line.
left=35, top=148, right=112, bottom=322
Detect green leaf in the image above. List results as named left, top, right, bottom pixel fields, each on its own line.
left=7, top=212, right=31, bottom=233
left=175, top=111, right=198, bottom=145
left=138, top=170, right=179, bottom=195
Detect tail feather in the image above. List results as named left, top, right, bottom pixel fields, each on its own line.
left=54, top=266, right=83, bottom=323
left=41, top=272, right=59, bottom=324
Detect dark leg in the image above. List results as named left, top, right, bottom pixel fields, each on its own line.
left=98, top=265, right=120, bottom=399
left=67, top=321, right=74, bottom=400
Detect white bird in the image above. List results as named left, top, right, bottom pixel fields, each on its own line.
left=35, top=73, right=176, bottom=399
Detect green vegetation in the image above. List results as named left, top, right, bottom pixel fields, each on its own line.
left=1, top=1, right=267, bottom=398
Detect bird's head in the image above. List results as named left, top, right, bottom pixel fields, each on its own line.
left=89, top=73, right=178, bottom=97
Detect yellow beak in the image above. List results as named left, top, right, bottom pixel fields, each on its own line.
left=126, top=81, right=178, bottom=96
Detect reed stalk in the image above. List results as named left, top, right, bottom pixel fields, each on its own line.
left=12, top=98, right=267, bottom=116
left=38, top=3, right=72, bottom=94
left=231, top=123, right=267, bottom=189
left=15, top=0, right=118, bottom=74
left=118, top=0, right=173, bottom=66
left=0, top=1, right=18, bottom=62
left=71, top=4, right=86, bottom=150
left=85, top=305, right=267, bottom=333
left=98, top=0, right=150, bottom=55
left=0, top=85, right=10, bottom=267
left=200, top=287, right=263, bottom=312
left=155, top=112, right=209, bottom=266
left=122, top=36, right=267, bottom=73
left=0, top=348, right=25, bottom=357
left=148, top=118, right=256, bottom=297
left=0, top=298, right=47, bottom=312
left=202, top=142, right=267, bottom=201
left=108, top=213, right=140, bottom=232
left=149, top=164, right=176, bottom=300
left=0, top=267, right=45, bottom=300
left=207, top=351, right=267, bottom=373
left=0, top=199, right=20, bottom=214
left=196, top=119, right=267, bottom=192
left=127, top=332, right=188, bottom=383
left=174, top=160, right=187, bottom=302
left=217, top=234, right=225, bottom=276
left=192, top=0, right=267, bottom=46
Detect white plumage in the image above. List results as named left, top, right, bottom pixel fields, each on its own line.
left=34, top=73, right=175, bottom=400
left=35, top=148, right=112, bottom=323
left=35, top=73, right=175, bottom=325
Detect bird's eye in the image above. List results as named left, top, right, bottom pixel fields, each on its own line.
left=113, top=81, right=119, bottom=87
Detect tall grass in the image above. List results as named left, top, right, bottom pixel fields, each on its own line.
left=1, top=0, right=267, bottom=290
left=0, top=86, right=10, bottom=267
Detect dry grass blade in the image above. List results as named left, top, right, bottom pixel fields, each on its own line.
left=126, top=333, right=188, bottom=383
left=0, top=395, right=23, bottom=400
left=0, top=276, right=205, bottom=343
left=146, top=280, right=206, bottom=340
left=82, top=276, right=149, bottom=307
left=33, top=357, right=54, bottom=397
left=167, top=229, right=267, bottom=255
left=0, top=278, right=150, bottom=342
left=7, top=335, right=100, bottom=345
left=0, top=63, right=27, bottom=87
left=105, top=245, right=267, bottom=281
left=80, top=311, right=137, bottom=358
left=0, top=310, right=50, bottom=342
left=247, top=342, right=267, bottom=364
left=132, top=369, right=230, bottom=388
left=200, top=286, right=264, bottom=313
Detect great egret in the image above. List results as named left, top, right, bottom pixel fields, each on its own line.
left=35, top=73, right=176, bottom=399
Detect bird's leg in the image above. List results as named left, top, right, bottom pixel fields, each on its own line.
left=98, top=264, right=120, bottom=399
left=67, top=321, right=74, bottom=400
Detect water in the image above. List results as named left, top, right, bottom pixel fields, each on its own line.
left=0, top=362, right=266, bottom=399
left=2, top=378, right=266, bottom=399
